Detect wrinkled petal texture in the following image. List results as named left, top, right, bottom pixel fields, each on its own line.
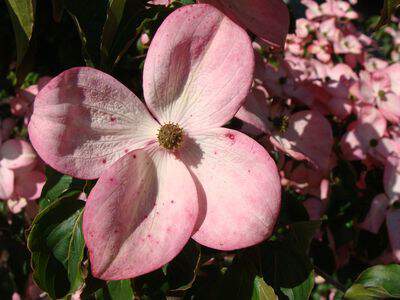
left=28, top=67, right=159, bottom=179
left=83, top=149, right=198, bottom=280
left=0, top=166, right=14, bottom=199
left=181, top=128, right=281, bottom=250
left=198, top=0, right=289, bottom=47
left=143, top=4, right=254, bottom=133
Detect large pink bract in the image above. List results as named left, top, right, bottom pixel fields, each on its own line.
left=28, top=4, right=281, bottom=280
left=197, top=0, right=289, bottom=48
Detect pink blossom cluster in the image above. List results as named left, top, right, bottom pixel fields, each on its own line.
left=19, top=0, right=400, bottom=281
left=237, top=0, right=400, bottom=265
left=0, top=80, right=48, bottom=213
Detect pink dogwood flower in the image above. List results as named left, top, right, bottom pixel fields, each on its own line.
left=364, top=57, right=388, bottom=72
left=359, top=68, right=400, bottom=123
left=321, top=63, right=358, bottom=119
left=28, top=4, right=281, bottom=280
left=301, top=0, right=323, bottom=20
left=340, top=106, right=387, bottom=161
left=0, top=139, right=45, bottom=202
left=281, top=160, right=331, bottom=199
left=308, top=38, right=332, bottom=62
left=236, top=87, right=333, bottom=171
left=320, top=0, right=358, bottom=19
left=9, top=77, right=51, bottom=117
left=333, top=34, right=362, bottom=55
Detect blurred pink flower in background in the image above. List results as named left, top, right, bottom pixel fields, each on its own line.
left=9, top=77, right=51, bottom=118
left=0, top=138, right=45, bottom=203
left=228, top=0, right=400, bottom=263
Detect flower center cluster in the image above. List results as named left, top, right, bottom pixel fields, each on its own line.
left=378, top=90, right=387, bottom=101
left=369, top=138, right=378, bottom=148
left=157, top=123, right=184, bottom=150
left=271, top=115, right=290, bottom=133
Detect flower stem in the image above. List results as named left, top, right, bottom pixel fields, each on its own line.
left=314, top=266, right=347, bottom=293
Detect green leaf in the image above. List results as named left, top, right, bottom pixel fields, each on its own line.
left=263, top=221, right=320, bottom=300
left=40, top=168, right=73, bottom=203
left=252, top=276, right=277, bottom=300
left=67, top=209, right=85, bottom=291
left=80, top=271, right=134, bottom=299
left=107, top=280, right=134, bottom=299
left=39, top=167, right=89, bottom=209
left=262, top=241, right=314, bottom=300
left=280, top=271, right=314, bottom=300
left=28, top=197, right=86, bottom=298
left=101, top=0, right=127, bottom=65
left=345, top=264, right=400, bottom=299
left=221, top=248, right=278, bottom=300
left=220, top=221, right=319, bottom=300
left=4, top=0, right=35, bottom=65
left=376, top=0, right=400, bottom=29
left=102, top=0, right=147, bottom=70
left=64, top=0, right=109, bottom=67
left=289, top=221, right=321, bottom=253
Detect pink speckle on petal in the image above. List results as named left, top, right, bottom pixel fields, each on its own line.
left=225, top=133, right=235, bottom=140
